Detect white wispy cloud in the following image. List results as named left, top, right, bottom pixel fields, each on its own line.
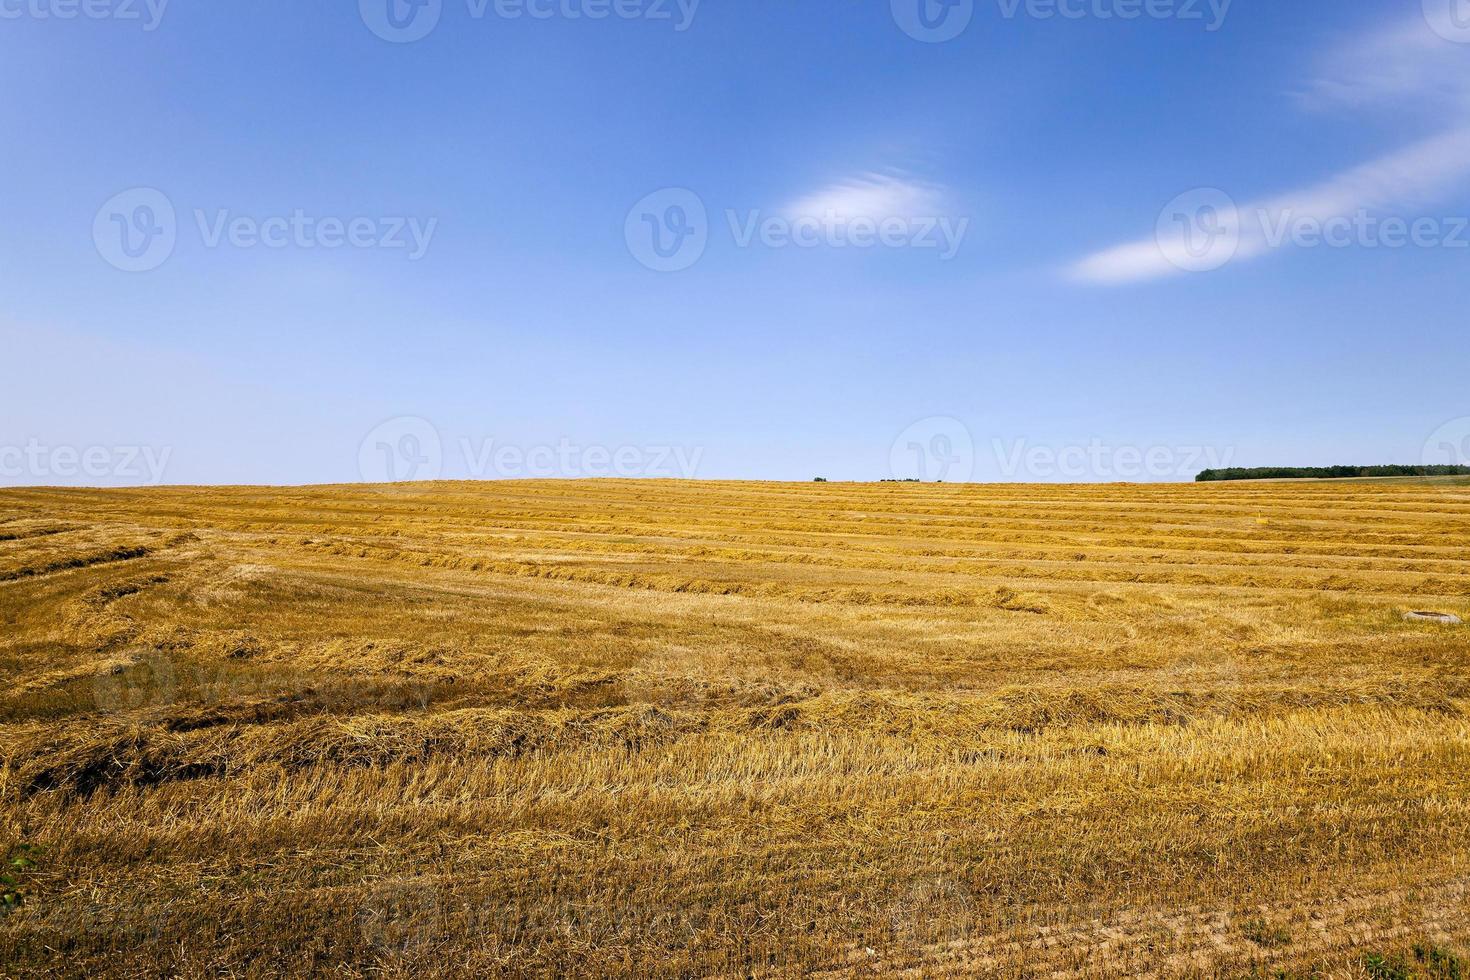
left=1070, top=14, right=1470, bottom=286
left=1073, top=126, right=1470, bottom=285
left=783, top=172, right=946, bottom=229
left=1300, top=9, right=1470, bottom=113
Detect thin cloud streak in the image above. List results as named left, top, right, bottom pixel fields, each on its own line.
left=783, top=173, right=947, bottom=231
left=1072, top=126, right=1470, bottom=285
left=1070, top=14, right=1470, bottom=285
left=1299, top=12, right=1470, bottom=113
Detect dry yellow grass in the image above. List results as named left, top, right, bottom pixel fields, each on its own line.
left=2, top=478, right=1469, bottom=978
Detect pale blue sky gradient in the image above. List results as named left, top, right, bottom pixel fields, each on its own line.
left=4, top=0, right=1468, bottom=484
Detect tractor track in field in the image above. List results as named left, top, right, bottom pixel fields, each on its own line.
left=810, top=877, right=1470, bottom=977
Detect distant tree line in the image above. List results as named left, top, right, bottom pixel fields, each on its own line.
left=1197, top=465, right=1470, bottom=482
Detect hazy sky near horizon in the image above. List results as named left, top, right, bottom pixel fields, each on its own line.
left=4, top=0, right=1470, bottom=485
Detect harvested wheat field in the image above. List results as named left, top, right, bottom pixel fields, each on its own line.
left=2, top=478, right=1469, bottom=978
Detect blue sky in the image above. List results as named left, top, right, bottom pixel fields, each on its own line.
left=4, top=0, right=1469, bottom=485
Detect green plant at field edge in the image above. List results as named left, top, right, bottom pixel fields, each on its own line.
left=0, top=843, right=39, bottom=914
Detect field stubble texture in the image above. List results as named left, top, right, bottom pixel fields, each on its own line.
left=1, top=479, right=1469, bottom=978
